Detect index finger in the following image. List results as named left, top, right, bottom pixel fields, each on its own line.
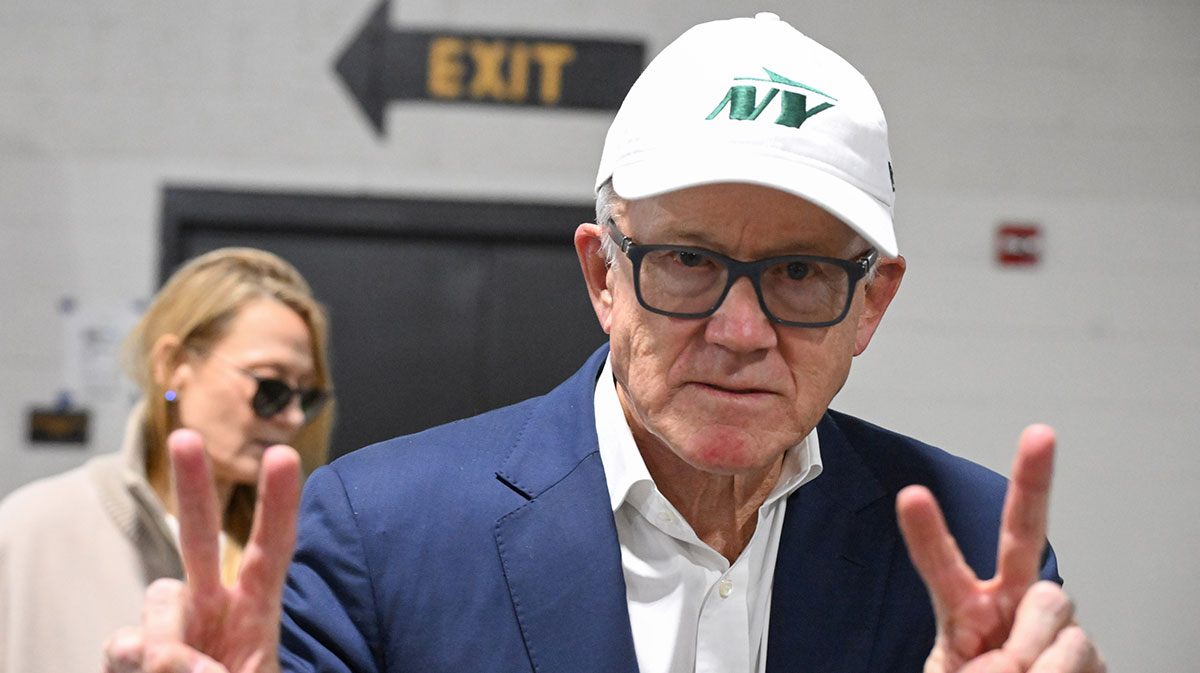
left=169, top=429, right=223, bottom=596
left=996, top=424, right=1056, bottom=590
left=897, top=484, right=979, bottom=613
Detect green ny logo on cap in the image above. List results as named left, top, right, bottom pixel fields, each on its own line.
left=706, top=68, right=836, bottom=128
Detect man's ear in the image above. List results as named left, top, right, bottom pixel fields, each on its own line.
left=150, top=334, right=189, bottom=390
left=854, top=255, right=906, bottom=356
left=574, top=222, right=614, bottom=335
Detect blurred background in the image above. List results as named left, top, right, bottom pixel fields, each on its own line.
left=2, top=0, right=1197, bottom=669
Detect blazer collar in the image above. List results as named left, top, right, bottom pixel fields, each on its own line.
left=766, top=412, right=898, bottom=673
left=495, top=344, right=610, bottom=498
left=493, top=344, right=640, bottom=673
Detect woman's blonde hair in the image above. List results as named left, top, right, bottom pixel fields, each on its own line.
left=122, top=247, right=334, bottom=567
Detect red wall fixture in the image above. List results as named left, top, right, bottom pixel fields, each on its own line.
left=995, top=222, right=1042, bottom=267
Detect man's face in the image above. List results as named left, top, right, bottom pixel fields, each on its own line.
left=577, top=183, right=903, bottom=479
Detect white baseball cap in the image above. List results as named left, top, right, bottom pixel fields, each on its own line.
left=596, top=12, right=898, bottom=256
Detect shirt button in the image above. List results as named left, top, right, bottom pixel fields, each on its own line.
left=718, top=579, right=734, bottom=598
left=657, top=510, right=676, bottom=523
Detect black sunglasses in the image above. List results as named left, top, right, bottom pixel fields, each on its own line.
left=204, top=351, right=329, bottom=420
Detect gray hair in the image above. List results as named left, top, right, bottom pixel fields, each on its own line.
left=595, top=179, right=623, bottom=266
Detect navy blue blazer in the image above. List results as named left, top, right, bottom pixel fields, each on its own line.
left=280, top=346, right=1059, bottom=673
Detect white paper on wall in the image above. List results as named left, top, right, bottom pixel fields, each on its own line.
left=58, top=297, right=145, bottom=408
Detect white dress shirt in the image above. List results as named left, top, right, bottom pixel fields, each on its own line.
left=593, top=356, right=823, bottom=673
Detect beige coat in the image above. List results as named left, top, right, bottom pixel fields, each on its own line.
left=0, top=404, right=182, bottom=673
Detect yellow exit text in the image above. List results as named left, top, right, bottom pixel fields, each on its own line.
left=428, top=37, right=577, bottom=105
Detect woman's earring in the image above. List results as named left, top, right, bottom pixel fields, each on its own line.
left=165, top=390, right=178, bottom=402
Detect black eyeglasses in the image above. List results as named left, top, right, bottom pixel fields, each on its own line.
left=606, top=219, right=876, bottom=328
left=205, top=352, right=329, bottom=421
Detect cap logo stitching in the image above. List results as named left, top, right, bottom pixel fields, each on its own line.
left=705, top=68, right=836, bottom=128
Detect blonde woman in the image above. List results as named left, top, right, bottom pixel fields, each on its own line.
left=0, top=248, right=333, bottom=673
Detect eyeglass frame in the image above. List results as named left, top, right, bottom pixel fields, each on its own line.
left=191, top=348, right=331, bottom=421
left=605, top=218, right=878, bottom=328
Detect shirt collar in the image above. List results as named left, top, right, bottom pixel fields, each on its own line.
left=593, top=354, right=822, bottom=515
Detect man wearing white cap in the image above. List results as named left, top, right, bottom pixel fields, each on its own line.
left=105, top=13, right=1103, bottom=673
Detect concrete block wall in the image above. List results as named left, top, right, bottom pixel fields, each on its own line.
left=2, top=0, right=1197, bottom=669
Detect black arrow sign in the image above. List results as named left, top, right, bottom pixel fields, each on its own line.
left=334, top=0, right=645, bottom=136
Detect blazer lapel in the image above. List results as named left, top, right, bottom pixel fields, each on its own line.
left=766, top=413, right=898, bottom=673
left=494, top=346, right=639, bottom=673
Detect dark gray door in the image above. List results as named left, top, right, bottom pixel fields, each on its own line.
left=164, top=189, right=607, bottom=459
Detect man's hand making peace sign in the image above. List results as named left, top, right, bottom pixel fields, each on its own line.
left=897, top=425, right=1105, bottom=673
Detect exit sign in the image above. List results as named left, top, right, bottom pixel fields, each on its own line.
left=334, top=0, right=645, bottom=136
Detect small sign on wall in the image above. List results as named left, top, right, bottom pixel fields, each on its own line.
left=28, top=407, right=90, bottom=445
left=995, top=222, right=1042, bottom=267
